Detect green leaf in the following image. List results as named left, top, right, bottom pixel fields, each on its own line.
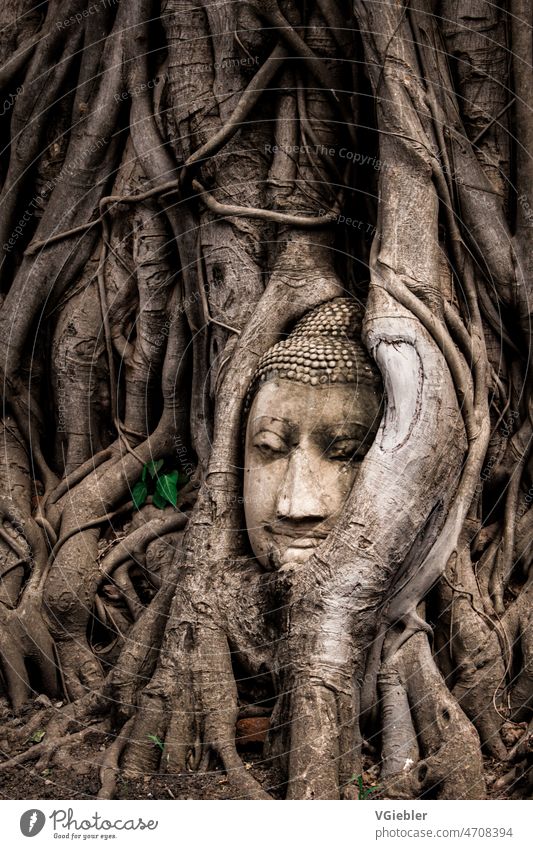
left=352, top=773, right=379, bottom=800
left=177, top=471, right=189, bottom=485
left=132, top=480, right=148, bottom=509
left=361, top=786, right=379, bottom=800
left=155, top=471, right=179, bottom=507
left=30, top=729, right=46, bottom=744
left=146, top=459, right=164, bottom=479
left=141, top=464, right=148, bottom=483
left=147, top=734, right=165, bottom=752
left=152, top=490, right=167, bottom=510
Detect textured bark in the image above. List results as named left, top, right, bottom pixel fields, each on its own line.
left=0, top=0, right=531, bottom=802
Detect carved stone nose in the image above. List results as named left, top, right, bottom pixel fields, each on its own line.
left=275, top=448, right=328, bottom=522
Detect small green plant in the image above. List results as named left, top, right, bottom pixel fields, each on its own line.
left=349, top=774, right=380, bottom=800
left=132, top=460, right=188, bottom=510
left=147, top=734, right=165, bottom=752
left=29, top=729, right=46, bottom=744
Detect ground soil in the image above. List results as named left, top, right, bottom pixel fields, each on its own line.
left=0, top=734, right=530, bottom=800
left=0, top=703, right=530, bottom=800
left=0, top=740, right=285, bottom=800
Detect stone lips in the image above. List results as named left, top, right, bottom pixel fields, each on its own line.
left=243, top=297, right=382, bottom=419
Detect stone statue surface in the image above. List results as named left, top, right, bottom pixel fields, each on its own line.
left=243, top=298, right=383, bottom=570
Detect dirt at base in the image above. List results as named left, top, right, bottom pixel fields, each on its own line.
left=0, top=737, right=286, bottom=800
left=0, top=713, right=530, bottom=801
left=0, top=748, right=528, bottom=801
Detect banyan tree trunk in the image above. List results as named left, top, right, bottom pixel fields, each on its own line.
left=0, top=0, right=531, bottom=801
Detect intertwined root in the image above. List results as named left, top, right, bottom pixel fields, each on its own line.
left=0, top=573, right=524, bottom=800
left=0, top=0, right=531, bottom=804
left=378, top=633, right=486, bottom=799
left=0, top=602, right=59, bottom=713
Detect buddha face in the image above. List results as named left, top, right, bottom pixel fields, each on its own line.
left=243, top=378, right=381, bottom=570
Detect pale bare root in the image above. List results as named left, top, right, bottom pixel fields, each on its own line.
left=378, top=632, right=486, bottom=800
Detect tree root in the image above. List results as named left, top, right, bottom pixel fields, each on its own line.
left=97, top=717, right=135, bottom=799
left=0, top=0, right=529, bottom=805
left=192, top=178, right=337, bottom=225
left=379, top=632, right=486, bottom=799
left=0, top=600, right=59, bottom=712
left=0, top=721, right=110, bottom=776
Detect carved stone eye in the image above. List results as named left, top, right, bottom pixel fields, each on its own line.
left=327, top=439, right=359, bottom=461
left=252, top=432, right=288, bottom=458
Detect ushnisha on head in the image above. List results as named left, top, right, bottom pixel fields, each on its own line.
left=243, top=298, right=383, bottom=571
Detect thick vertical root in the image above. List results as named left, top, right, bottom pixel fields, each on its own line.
left=285, top=678, right=360, bottom=800
left=381, top=633, right=486, bottom=799
left=379, top=665, right=419, bottom=779
left=98, top=717, right=136, bottom=799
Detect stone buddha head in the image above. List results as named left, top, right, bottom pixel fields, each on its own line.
left=243, top=298, right=383, bottom=570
